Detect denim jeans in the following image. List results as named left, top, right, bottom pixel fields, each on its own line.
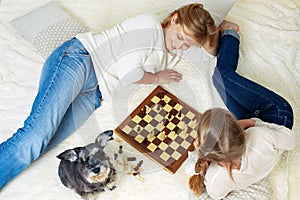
left=0, top=38, right=101, bottom=189
left=213, top=31, right=293, bottom=129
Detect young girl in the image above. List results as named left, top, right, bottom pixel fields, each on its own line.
left=0, top=4, right=218, bottom=189
left=189, top=22, right=296, bottom=199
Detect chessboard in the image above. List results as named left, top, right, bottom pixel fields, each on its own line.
left=114, top=86, right=201, bottom=174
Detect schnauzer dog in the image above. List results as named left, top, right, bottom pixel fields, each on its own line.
left=57, top=130, right=116, bottom=199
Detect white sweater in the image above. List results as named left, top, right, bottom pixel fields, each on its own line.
left=204, top=118, right=297, bottom=199
left=76, top=14, right=180, bottom=100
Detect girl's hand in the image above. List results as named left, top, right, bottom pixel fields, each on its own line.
left=154, top=69, right=182, bottom=84
left=238, top=119, right=255, bottom=130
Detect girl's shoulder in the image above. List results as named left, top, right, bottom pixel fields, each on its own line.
left=246, top=119, right=296, bottom=151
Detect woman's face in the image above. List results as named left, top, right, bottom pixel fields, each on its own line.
left=164, top=14, right=197, bottom=51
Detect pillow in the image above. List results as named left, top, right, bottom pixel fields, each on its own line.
left=198, top=0, right=237, bottom=26
left=189, top=178, right=271, bottom=200
left=10, top=1, right=86, bottom=58
left=190, top=178, right=271, bottom=200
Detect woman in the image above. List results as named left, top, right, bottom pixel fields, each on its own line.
left=0, top=4, right=217, bottom=189
left=189, top=22, right=296, bottom=199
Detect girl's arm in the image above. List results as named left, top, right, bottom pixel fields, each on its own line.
left=238, top=119, right=256, bottom=130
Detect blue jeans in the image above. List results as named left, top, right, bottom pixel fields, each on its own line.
left=0, top=38, right=101, bottom=189
left=213, top=31, right=293, bottom=129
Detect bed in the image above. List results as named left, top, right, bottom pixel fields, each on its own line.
left=0, top=0, right=299, bottom=199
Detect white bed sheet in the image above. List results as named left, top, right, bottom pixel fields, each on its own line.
left=0, top=0, right=299, bottom=199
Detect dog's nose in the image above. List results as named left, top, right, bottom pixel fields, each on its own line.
left=92, top=167, right=100, bottom=174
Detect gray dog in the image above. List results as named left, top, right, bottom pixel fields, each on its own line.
left=57, top=130, right=116, bottom=199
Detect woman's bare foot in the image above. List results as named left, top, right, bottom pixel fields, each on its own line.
left=219, top=20, right=239, bottom=32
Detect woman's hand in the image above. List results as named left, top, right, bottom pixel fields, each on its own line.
left=134, top=69, right=182, bottom=84
left=154, top=69, right=182, bottom=84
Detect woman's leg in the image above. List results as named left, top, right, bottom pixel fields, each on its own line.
left=213, top=30, right=293, bottom=129
left=44, top=85, right=102, bottom=152
left=0, top=38, right=101, bottom=189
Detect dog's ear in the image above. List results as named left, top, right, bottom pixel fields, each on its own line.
left=57, top=149, right=78, bottom=162
left=95, top=130, right=113, bottom=148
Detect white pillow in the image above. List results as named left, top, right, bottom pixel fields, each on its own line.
left=10, top=1, right=86, bottom=58
left=191, top=178, right=271, bottom=200
left=199, top=0, right=237, bottom=26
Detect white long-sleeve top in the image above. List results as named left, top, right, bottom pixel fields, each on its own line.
left=76, top=14, right=180, bottom=100
left=204, top=118, right=297, bottom=199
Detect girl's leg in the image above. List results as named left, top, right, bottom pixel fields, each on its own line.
left=0, top=38, right=100, bottom=189
left=213, top=31, right=293, bottom=129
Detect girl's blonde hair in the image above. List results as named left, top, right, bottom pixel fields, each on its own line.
left=189, top=108, right=246, bottom=196
left=161, top=3, right=218, bottom=47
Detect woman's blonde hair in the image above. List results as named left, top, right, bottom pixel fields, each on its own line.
left=161, top=3, right=218, bottom=47
left=189, top=108, right=246, bottom=196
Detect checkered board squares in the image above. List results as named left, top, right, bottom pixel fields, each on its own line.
left=115, top=86, right=201, bottom=174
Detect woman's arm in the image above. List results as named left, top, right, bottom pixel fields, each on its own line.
left=134, top=69, right=182, bottom=84
left=203, top=21, right=240, bottom=56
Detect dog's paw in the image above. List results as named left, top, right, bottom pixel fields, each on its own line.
left=82, top=192, right=98, bottom=200
left=106, top=180, right=117, bottom=191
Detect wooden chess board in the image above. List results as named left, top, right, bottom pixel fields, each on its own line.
left=115, top=86, right=201, bottom=174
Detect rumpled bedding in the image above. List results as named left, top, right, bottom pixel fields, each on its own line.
left=0, top=0, right=299, bottom=199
